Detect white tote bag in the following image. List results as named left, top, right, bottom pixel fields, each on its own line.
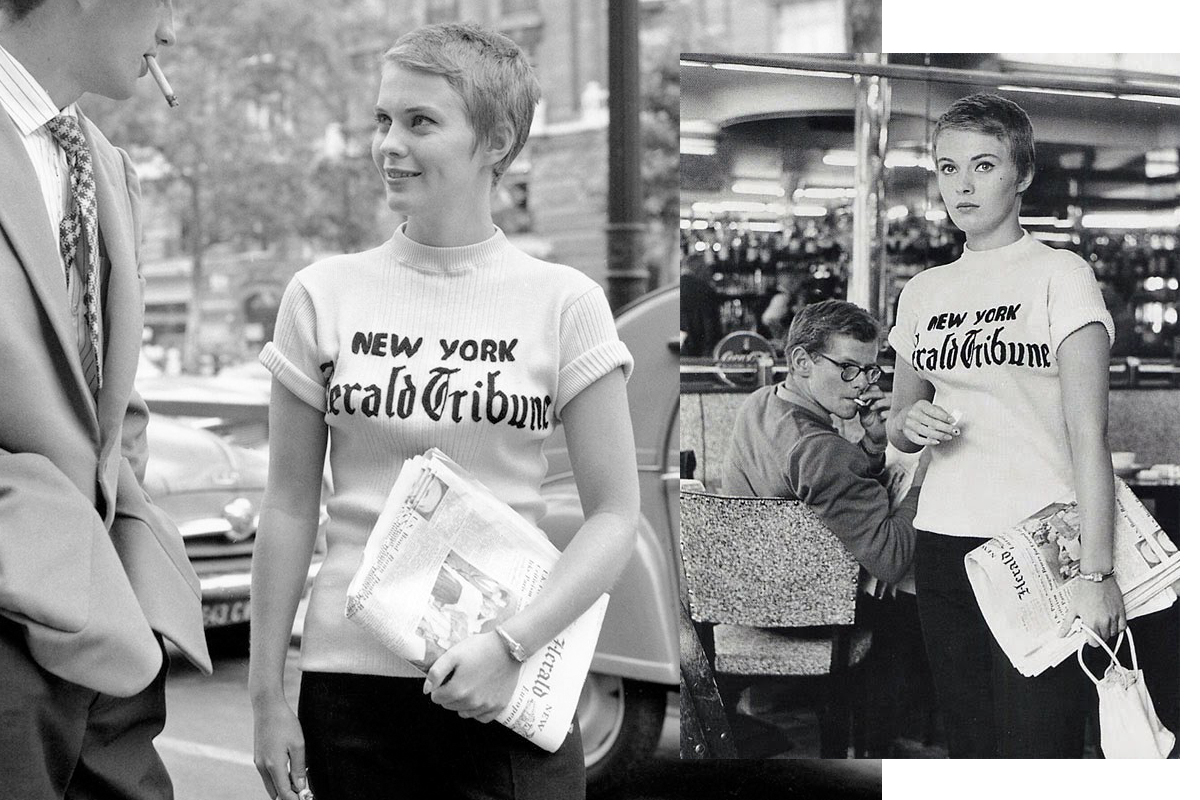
left=1077, top=623, right=1175, bottom=759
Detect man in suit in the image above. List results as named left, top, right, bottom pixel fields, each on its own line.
left=0, top=2, right=211, bottom=797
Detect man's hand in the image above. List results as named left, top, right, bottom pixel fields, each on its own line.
left=424, top=631, right=522, bottom=723
left=857, top=385, right=889, bottom=451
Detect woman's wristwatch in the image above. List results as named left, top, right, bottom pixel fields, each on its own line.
left=494, top=625, right=528, bottom=662
left=1077, top=567, right=1116, bottom=582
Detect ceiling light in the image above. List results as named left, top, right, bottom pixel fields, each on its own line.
left=681, top=137, right=717, bottom=156
left=822, top=150, right=857, bottom=167
left=884, top=151, right=934, bottom=170
left=998, top=84, right=1116, bottom=100
left=712, top=64, right=852, bottom=79
left=1118, top=94, right=1180, bottom=106
left=1081, top=210, right=1180, bottom=229
left=731, top=180, right=785, bottom=197
left=794, top=187, right=856, bottom=199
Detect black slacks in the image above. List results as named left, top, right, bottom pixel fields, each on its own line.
left=0, top=618, right=171, bottom=800
left=914, top=530, right=1089, bottom=758
left=298, top=671, right=585, bottom=800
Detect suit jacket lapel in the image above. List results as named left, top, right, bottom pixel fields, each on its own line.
left=80, top=114, right=140, bottom=445
left=0, top=112, right=83, bottom=380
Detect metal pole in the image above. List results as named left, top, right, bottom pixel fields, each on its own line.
left=679, top=53, right=1179, bottom=99
left=847, top=54, right=889, bottom=321
left=606, top=0, right=648, bottom=310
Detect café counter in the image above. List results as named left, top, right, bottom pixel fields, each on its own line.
left=681, top=357, right=1180, bottom=540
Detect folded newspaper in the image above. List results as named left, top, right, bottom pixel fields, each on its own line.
left=965, top=477, right=1179, bottom=677
left=345, top=448, right=609, bottom=752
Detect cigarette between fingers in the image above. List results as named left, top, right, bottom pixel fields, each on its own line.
left=145, top=55, right=178, bottom=108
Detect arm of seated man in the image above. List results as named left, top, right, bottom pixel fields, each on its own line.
left=786, top=430, right=919, bottom=586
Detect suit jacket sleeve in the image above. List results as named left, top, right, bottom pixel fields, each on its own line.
left=787, top=431, right=919, bottom=584
left=0, top=448, right=102, bottom=632
left=118, top=146, right=150, bottom=483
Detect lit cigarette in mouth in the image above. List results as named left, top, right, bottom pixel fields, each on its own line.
left=145, top=56, right=178, bottom=108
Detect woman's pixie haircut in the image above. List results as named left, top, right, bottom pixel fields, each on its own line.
left=383, top=23, right=540, bottom=184
left=784, top=299, right=880, bottom=367
left=933, top=93, right=1036, bottom=183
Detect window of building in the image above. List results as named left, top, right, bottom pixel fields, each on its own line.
left=775, top=0, right=846, bottom=52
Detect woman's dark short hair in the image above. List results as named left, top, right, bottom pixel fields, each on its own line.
left=784, top=299, right=879, bottom=363
left=933, top=93, right=1036, bottom=183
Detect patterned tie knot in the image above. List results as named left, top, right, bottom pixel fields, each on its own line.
left=46, top=114, right=89, bottom=161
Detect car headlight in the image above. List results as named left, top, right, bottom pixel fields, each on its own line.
left=223, top=497, right=258, bottom=542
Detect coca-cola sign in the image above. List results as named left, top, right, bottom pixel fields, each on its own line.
left=712, top=331, right=777, bottom=388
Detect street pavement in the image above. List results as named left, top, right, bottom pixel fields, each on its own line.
left=157, top=642, right=882, bottom=799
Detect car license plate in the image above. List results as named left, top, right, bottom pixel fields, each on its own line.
left=203, top=599, right=251, bottom=628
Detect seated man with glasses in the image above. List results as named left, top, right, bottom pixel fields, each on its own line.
left=722, top=298, right=923, bottom=588
left=721, top=299, right=931, bottom=755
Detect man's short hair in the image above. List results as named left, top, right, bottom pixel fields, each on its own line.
left=933, top=93, right=1036, bottom=183
left=784, top=299, right=879, bottom=366
left=383, top=23, right=540, bottom=184
left=0, top=0, right=46, bottom=23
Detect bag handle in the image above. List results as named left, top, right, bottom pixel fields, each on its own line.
left=1076, top=623, right=1137, bottom=685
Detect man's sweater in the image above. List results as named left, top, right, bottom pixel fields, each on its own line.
left=722, top=383, right=918, bottom=585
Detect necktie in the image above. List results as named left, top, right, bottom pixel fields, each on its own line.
left=45, top=114, right=102, bottom=398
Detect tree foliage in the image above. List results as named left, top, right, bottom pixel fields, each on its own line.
left=81, top=0, right=388, bottom=257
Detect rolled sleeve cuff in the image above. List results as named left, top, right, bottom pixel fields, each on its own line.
left=259, top=342, right=327, bottom=412
left=557, top=341, right=634, bottom=412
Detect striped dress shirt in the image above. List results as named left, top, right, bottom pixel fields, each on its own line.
left=1, top=43, right=101, bottom=397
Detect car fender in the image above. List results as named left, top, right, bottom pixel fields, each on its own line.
left=539, top=479, right=679, bottom=686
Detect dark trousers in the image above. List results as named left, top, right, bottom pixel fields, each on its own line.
left=852, top=591, right=935, bottom=755
left=298, top=671, right=585, bottom=800
left=914, top=530, right=1089, bottom=758
left=0, top=618, right=171, bottom=800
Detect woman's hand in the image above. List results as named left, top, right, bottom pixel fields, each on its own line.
left=252, top=695, right=310, bottom=800
left=896, top=399, right=958, bottom=447
left=1059, top=578, right=1127, bottom=644
left=425, top=631, right=522, bottom=723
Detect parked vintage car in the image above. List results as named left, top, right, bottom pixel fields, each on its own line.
left=538, top=283, right=682, bottom=792
left=138, top=282, right=681, bottom=794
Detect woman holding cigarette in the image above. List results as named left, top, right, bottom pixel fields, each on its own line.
left=248, top=23, right=638, bottom=800
left=886, top=94, right=1124, bottom=758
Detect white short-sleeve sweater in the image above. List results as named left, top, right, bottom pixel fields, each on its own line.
left=888, top=232, right=1113, bottom=540
left=260, top=225, right=633, bottom=677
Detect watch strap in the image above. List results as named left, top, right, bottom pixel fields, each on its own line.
left=494, top=625, right=528, bottom=662
left=1077, top=568, right=1115, bottom=583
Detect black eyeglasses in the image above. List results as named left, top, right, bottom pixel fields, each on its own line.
left=813, top=352, right=882, bottom=384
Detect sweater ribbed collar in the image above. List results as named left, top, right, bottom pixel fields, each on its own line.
left=387, top=223, right=508, bottom=273
left=773, top=382, right=836, bottom=430
left=957, top=230, right=1035, bottom=267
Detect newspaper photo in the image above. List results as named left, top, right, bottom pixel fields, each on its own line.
left=965, top=477, right=1179, bottom=677
left=345, top=448, right=609, bottom=752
